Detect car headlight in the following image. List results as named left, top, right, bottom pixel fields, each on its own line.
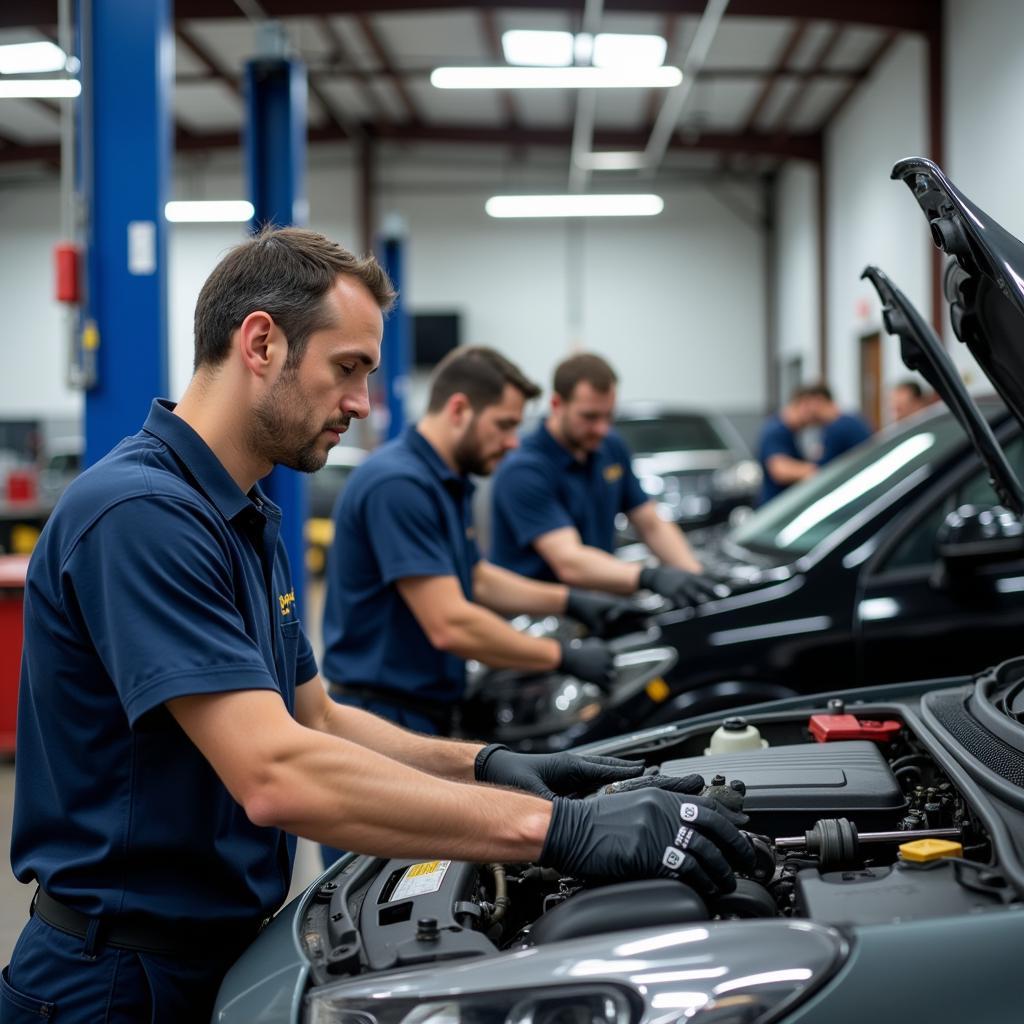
left=305, top=921, right=845, bottom=1024
left=308, top=985, right=634, bottom=1024
left=712, top=460, right=762, bottom=498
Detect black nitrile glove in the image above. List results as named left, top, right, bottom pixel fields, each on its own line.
left=638, top=566, right=723, bottom=609
left=540, top=788, right=756, bottom=896
left=558, top=637, right=615, bottom=689
left=565, top=589, right=649, bottom=638
left=475, top=743, right=644, bottom=800
left=604, top=771, right=749, bottom=827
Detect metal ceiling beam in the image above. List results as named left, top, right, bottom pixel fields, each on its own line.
left=0, top=123, right=823, bottom=165
left=319, top=15, right=389, bottom=122
left=355, top=13, right=422, bottom=123
left=816, top=29, right=898, bottom=128
left=645, top=13, right=678, bottom=126
left=741, top=20, right=808, bottom=132
left=176, top=23, right=242, bottom=98
left=769, top=23, right=843, bottom=131
left=479, top=8, right=519, bottom=130
left=0, top=1, right=940, bottom=35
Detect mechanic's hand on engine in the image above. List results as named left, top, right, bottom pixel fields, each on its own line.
left=540, top=788, right=756, bottom=896
left=474, top=743, right=644, bottom=800
left=604, top=771, right=749, bottom=826
left=565, top=588, right=649, bottom=638
left=638, top=566, right=722, bottom=609
left=558, top=637, right=615, bottom=689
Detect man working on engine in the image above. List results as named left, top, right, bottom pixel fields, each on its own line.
left=489, top=352, right=719, bottom=609
left=5, top=230, right=752, bottom=1022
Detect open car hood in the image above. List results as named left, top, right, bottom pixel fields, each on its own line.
left=892, top=157, right=1024, bottom=427
left=862, top=264, right=1024, bottom=515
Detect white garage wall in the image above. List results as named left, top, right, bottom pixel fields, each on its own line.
left=0, top=157, right=768, bottom=425
left=823, top=32, right=931, bottom=412
left=944, top=0, right=1024, bottom=385
left=772, top=161, right=820, bottom=386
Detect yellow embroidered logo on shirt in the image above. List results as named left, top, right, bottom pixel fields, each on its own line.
left=278, top=590, right=296, bottom=617
left=603, top=463, right=624, bottom=483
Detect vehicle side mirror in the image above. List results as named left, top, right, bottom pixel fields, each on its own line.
left=936, top=504, right=1024, bottom=577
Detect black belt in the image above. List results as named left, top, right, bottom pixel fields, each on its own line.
left=328, top=682, right=459, bottom=733
left=32, top=888, right=268, bottom=959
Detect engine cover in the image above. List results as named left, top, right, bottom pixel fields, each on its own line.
left=659, top=740, right=906, bottom=834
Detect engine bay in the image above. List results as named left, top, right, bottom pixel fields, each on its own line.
left=300, top=700, right=1017, bottom=984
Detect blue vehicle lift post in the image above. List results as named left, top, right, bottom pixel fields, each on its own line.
left=244, top=38, right=310, bottom=608
left=377, top=221, right=410, bottom=440
left=80, top=0, right=172, bottom=466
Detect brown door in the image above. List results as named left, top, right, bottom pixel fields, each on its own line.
left=860, top=332, right=882, bottom=430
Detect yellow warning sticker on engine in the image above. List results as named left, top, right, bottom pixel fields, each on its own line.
left=393, top=860, right=451, bottom=900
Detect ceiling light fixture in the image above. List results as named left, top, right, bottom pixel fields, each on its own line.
left=592, top=33, right=668, bottom=69
left=0, top=79, right=80, bottom=98
left=501, top=29, right=574, bottom=67
left=431, top=65, right=682, bottom=90
left=485, top=194, right=664, bottom=218
left=575, top=151, right=648, bottom=172
left=0, top=41, right=68, bottom=74
left=165, top=200, right=255, bottom=223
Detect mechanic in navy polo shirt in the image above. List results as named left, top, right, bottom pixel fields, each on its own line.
left=756, top=385, right=822, bottom=504
left=813, top=385, right=873, bottom=465
left=5, top=235, right=755, bottom=1022
left=320, top=347, right=633, bottom=743
left=489, top=353, right=719, bottom=609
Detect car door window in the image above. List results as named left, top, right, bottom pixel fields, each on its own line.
left=883, top=435, right=1024, bottom=571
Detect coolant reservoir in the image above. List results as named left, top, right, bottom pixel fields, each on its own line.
left=705, top=716, right=768, bottom=754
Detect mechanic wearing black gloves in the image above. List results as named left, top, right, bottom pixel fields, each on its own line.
left=638, top=565, right=722, bottom=609
left=490, top=353, right=717, bottom=607
left=475, top=745, right=754, bottom=894
left=564, top=587, right=650, bottom=637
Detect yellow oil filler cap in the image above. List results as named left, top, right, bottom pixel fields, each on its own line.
left=898, top=839, right=964, bottom=863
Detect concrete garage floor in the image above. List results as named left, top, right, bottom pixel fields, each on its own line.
left=0, top=579, right=330, bottom=964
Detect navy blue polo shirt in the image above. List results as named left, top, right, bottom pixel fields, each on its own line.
left=820, top=412, right=872, bottom=465
left=489, top=423, right=648, bottom=581
left=321, top=426, right=480, bottom=702
left=757, top=414, right=803, bottom=504
left=12, top=399, right=317, bottom=927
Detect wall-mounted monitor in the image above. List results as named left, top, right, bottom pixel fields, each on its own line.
left=413, top=312, right=461, bottom=368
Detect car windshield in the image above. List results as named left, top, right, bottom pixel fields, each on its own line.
left=616, top=415, right=729, bottom=454
left=730, top=408, right=985, bottom=559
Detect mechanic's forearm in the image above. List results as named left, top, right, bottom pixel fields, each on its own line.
left=440, top=600, right=562, bottom=670
left=546, top=544, right=642, bottom=595
left=636, top=515, right=703, bottom=573
left=255, top=724, right=552, bottom=861
left=766, top=454, right=816, bottom=485
left=320, top=699, right=482, bottom=782
left=473, top=560, right=570, bottom=617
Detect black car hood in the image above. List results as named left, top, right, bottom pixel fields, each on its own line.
left=862, top=264, right=1024, bottom=515
left=892, top=157, right=1024, bottom=427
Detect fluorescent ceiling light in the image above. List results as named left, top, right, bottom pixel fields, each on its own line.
left=0, top=41, right=68, bottom=74
left=592, top=33, right=668, bottom=69
left=165, top=200, right=255, bottom=223
left=501, top=29, right=573, bottom=67
left=576, top=151, right=648, bottom=171
left=0, top=79, right=80, bottom=98
left=485, top=194, right=664, bottom=218
left=432, top=66, right=682, bottom=89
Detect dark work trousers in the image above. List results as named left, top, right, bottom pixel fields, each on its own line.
left=1, top=914, right=246, bottom=1023
left=320, top=691, right=443, bottom=869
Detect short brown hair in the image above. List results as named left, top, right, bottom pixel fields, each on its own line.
left=427, top=346, right=541, bottom=413
left=193, top=226, right=396, bottom=371
left=791, top=383, right=833, bottom=403
left=553, top=352, right=618, bottom=400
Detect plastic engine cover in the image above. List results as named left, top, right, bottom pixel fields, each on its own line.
left=659, top=740, right=906, bottom=834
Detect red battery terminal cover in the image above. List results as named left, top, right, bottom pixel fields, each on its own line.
left=809, top=713, right=903, bottom=744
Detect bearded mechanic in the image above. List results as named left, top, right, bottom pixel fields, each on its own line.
left=3, top=229, right=753, bottom=1023
left=490, top=352, right=720, bottom=608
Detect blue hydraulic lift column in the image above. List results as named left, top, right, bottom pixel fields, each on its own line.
left=244, top=46, right=309, bottom=607
left=377, top=223, right=410, bottom=440
left=80, top=0, right=172, bottom=466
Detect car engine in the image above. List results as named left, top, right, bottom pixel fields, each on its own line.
left=300, top=702, right=1009, bottom=984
